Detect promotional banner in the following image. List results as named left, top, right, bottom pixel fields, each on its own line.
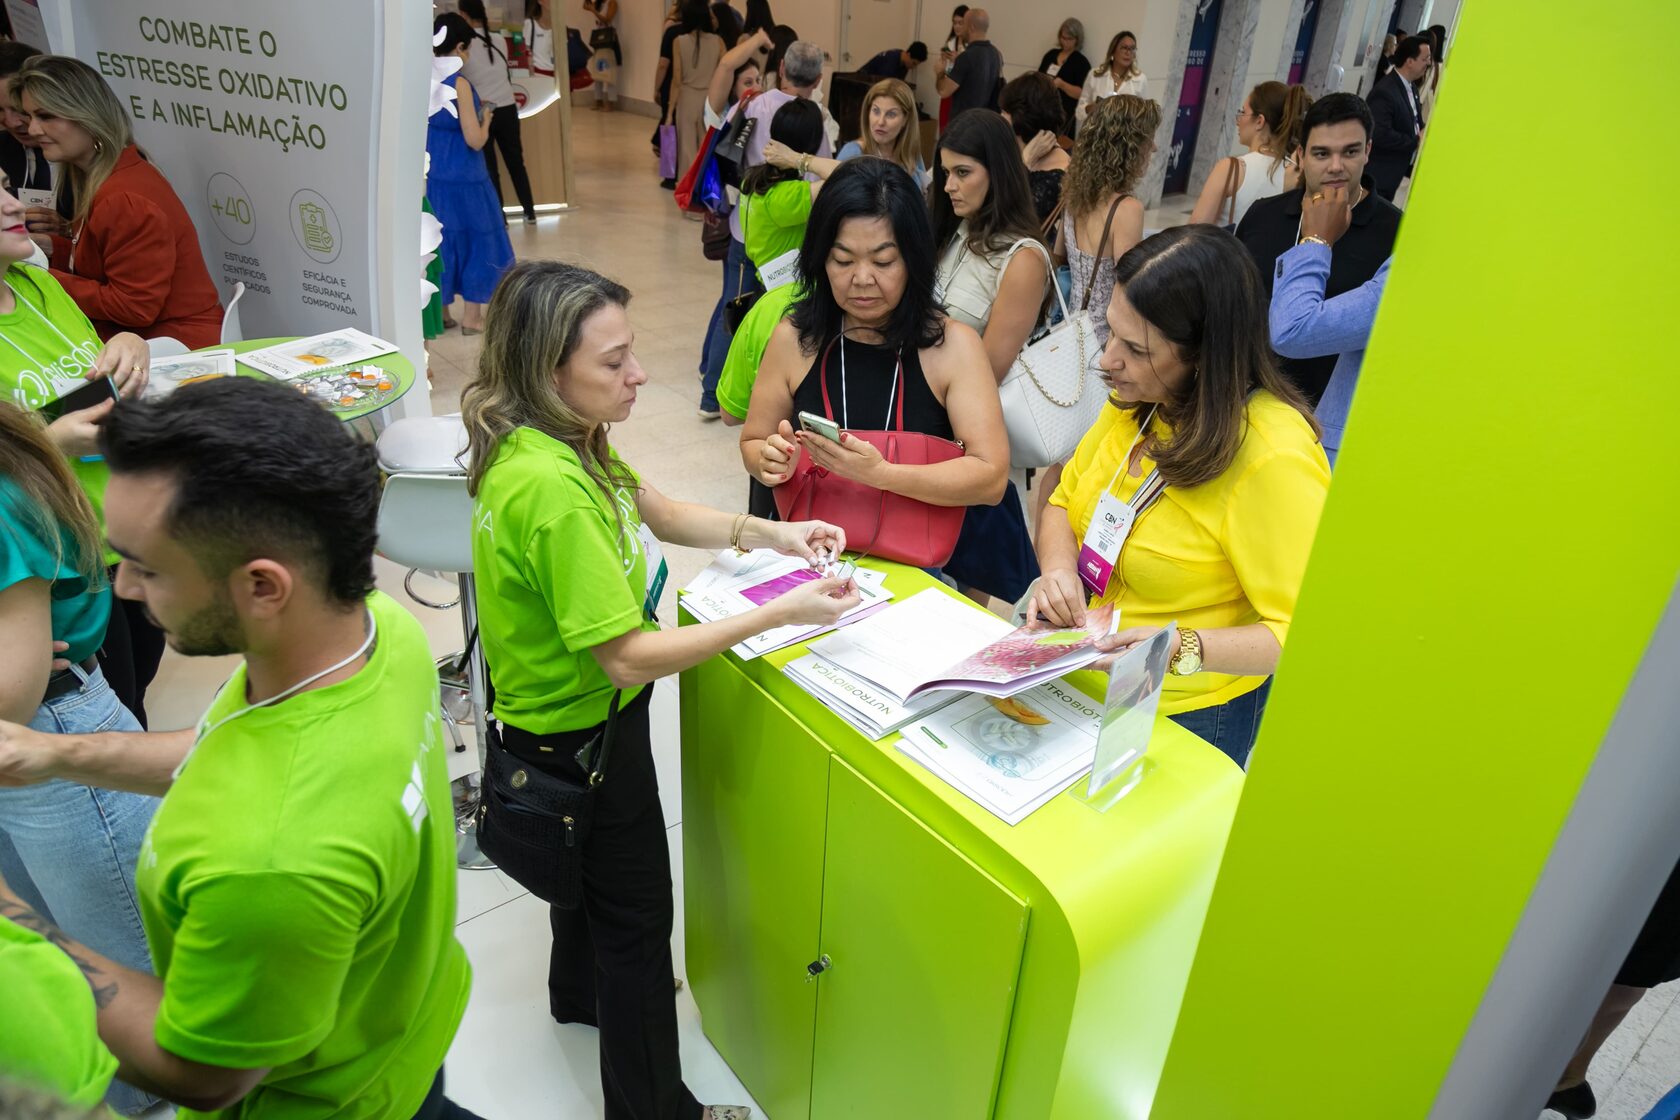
left=1162, top=0, right=1224, bottom=196
left=54, top=3, right=386, bottom=340
left=1289, top=0, right=1321, bottom=86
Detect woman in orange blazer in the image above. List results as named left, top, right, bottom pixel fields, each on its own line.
left=14, top=56, right=223, bottom=350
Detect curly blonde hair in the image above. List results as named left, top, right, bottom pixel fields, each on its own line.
left=1061, top=94, right=1160, bottom=220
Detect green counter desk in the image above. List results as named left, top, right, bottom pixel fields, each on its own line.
left=679, top=563, right=1245, bottom=1120
left=225, top=337, right=418, bottom=423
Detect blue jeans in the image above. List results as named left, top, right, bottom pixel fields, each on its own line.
left=1168, top=679, right=1272, bottom=769
left=0, top=663, right=162, bottom=1115
left=698, top=237, right=761, bottom=410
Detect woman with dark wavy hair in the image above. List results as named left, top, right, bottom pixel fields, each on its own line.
left=1030, top=225, right=1329, bottom=768
left=739, top=157, right=1008, bottom=531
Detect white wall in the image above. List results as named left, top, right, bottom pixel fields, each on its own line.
left=909, top=0, right=1179, bottom=118
left=1244, top=0, right=1295, bottom=92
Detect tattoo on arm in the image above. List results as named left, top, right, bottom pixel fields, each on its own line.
left=0, top=897, right=121, bottom=1009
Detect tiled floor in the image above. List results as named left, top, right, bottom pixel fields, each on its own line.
left=142, top=108, right=1677, bottom=1118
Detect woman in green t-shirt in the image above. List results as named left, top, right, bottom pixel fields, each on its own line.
left=737, top=97, right=825, bottom=287
left=1, top=177, right=161, bottom=732
left=462, top=260, right=856, bottom=1120
left=0, top=402, right=161, bottom=1117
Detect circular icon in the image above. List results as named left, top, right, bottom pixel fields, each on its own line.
left=206, top=173, right=255, bottom=245
left=289, top=189, right=342, bottom=264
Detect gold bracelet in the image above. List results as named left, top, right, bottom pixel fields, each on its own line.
left=1299, top=235, right=1331, bottom=248
left=800, top=154, right=812, bottom=176
left=730, top=513, right=751, bottom=553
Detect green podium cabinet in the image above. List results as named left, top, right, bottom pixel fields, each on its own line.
left=680, top=566, right=1245, bottom=1119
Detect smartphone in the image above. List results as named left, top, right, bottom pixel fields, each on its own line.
left=37, top=376, right=118, bottom=423
left=797, top=410, right=840, bottom=443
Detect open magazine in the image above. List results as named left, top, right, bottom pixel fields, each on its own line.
left=782, top=653, right=958, bottom=740
left=808, top=589, right=1117, bottom=704
left=896, top=678, right=1103, bottom=825
left=679, top=549, right=891, bottom=660
left=236, top=328, right=398, bottom=380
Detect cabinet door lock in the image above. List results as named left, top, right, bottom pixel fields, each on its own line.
left=805, top=954, right=832, bottom=982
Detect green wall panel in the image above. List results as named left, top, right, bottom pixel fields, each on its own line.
left=1150, top=5, right=1680, bottom=1117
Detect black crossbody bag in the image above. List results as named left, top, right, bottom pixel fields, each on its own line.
left=477, top=689, right=621, bottom=909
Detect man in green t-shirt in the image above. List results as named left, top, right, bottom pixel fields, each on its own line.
left=0, top=379, right=479, bottom=1120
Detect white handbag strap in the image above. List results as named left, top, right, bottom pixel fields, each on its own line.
left=1001, top=237, right=1069, bottom=325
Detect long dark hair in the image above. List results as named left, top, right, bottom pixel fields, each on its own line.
left=712, top=1, right=743, bottom=46
left=742, top=98, right=824, bottom=196
left=763, top=24, right=798, bottom=82
left=790, top=158, right=945, bottom=354
left=1109, top=225, right=1319, bottom=486
left=434, top=12, right=477, bottom=56
left=930, top=109, right=1041, bottom=257
left=456, top=0, right=498, bottom=55
left=678, top=0, right=714, bottom=64
left=743, top=0, right=775, bottom=37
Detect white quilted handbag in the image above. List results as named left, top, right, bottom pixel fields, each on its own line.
left=997, top=239, right=1107, bottom=469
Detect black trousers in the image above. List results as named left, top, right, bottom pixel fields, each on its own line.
left=411, top=1069, right=486, bottom=1120
left=482, top=103, right=536, bottom=217
left=96, top=582, right=166, bottom=729
left=498, top=689, right=702, bottom=1120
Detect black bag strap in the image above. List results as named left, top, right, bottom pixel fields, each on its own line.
left=1079, top=194, right=1125, bottom=313
left=586, top=689, right=622, bottom=787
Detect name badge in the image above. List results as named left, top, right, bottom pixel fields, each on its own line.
left=1046, top=62, right=1061, bottom=77
left=1077, top=490, right=1134, bottom=597
left=19, top=188, right=54, bottom=210
left=760, top=247, right=800, bottom=292
left=638, top=522, right=668, bottom=618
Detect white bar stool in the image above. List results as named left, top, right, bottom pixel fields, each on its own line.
left=375, top=417, right=494, bottom=870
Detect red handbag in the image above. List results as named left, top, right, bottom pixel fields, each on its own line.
left=772, top=340, right=967, bottom=568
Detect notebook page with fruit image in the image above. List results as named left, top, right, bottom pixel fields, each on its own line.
left=896, top=679, right=1103, bottom=825
left=235, top=328, right=399, bottom=380
left=809, top=589, right=1118, bottom=704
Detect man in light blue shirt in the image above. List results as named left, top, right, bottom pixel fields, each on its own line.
left=1267, top=184, right=1391, bottom=466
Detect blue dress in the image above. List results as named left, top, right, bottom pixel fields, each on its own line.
left=427, top=85, right=515, bottom=305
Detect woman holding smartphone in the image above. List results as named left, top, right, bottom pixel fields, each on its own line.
left=1, top=175, right=159, bottom=727
left=464, top=260, right=854, bottom=1120
left=739, top=158, right=1009, bottom=524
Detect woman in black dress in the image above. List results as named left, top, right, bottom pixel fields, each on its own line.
left=1036, top=18, right=1089, bottom=135
left=738, top=159, right=1009, bottom=553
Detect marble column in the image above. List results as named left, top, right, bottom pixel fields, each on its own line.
left=1184, top=0, right=1262, bottom=207
left=1276, top=0, right=1311, bottom=79
left=1303, top=0, right=1355, bottom=95
left=1138, top=0, right=1198, bottom=208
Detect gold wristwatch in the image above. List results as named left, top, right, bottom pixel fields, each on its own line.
left=1169, top=627, right=1203, bottom=675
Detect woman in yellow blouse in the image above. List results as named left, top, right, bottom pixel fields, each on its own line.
left=1029, top=224, right=1329, bottom=766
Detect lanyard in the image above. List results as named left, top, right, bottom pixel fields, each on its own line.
left=836, top=331, right=897, bottom=431
left=175, top=610, right=378, bottom=780
left=0, top=275, right=89, bottom=376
